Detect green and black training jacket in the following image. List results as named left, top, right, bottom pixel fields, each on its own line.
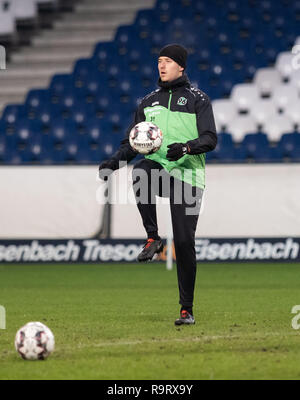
left=110, top=73, right=217, bottom=189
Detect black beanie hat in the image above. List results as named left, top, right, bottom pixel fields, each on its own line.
left=159, top=44, right=188, bottom=69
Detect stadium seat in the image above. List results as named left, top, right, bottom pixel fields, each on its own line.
left=93, top=92, right=115, bottom=119
left=84, top=118, right=106, bottom=145
left=0, top=134, right=7, bottom=161
left=239, top=132, right=277, bottom=162
left=14, top=119, right=42, bottom=146
left=25, top=89, right=51, bottom=117
left=271, top=84, right=299, bottom=110
left=48, top=119, right=77, bottom=145
left=101, top=137, right=118, bottom=158
left=10, top=0, right=37, bottom=21
left=49, top=74, right=74, bottom=101
left=230, top=84, right=260, bottom=112
left=93, top=42, right=118, bottom=73
left=59, top=90, right=82, bottom=113
left=73, top=58, right=96, bottom=87
left=249, top=99, right=278, bottom=126
left=278, top=132, right=300, bottom=160
left=84, top=72, right=107, bottom=100
left=2, top=105, right=26, bottom=125
left=0, top=119, right=8, bottom=136
left=71, top=106, right=92, bottom=132
left=263, top=114, right=294, bottom=142
left=206, top=132, right=236, bottom=162
left=62, top=139, right=82, bottom=162
left=107, top=112, right=123, bottom=135
left=290, top=69, right=300, bottom=91
left=211, top=99, right=238, bottom=132
left=134, top=9, right=163, bottom=43
left=284, top=101, right=300, bottom=127
left=253, top=68, right=282, bottom=97
left=36, top=103, right=61, bottom=126
left=21, top=138, right=48, bottom=164
left=229, top=115, right=258, bottom=142
left=0, top=1, right=14, bottom=36
left=138, top=62, right=157, bottom=89
left=275, top=52, right=295, bottom=79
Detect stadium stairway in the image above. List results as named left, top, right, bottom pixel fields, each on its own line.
left=0, top=0, right=155, bottom=113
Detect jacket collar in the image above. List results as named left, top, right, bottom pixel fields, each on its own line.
left=158, top=73, right=190, bottom=91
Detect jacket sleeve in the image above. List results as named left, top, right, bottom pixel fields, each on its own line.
left=109, top=102, right=146, bottom=167
left=186, top=95, right=217, bottom=155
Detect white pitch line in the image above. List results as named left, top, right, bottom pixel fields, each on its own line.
left=68, top=331, right=300, bottom=350
left=1, top=331, right=298, bottom=359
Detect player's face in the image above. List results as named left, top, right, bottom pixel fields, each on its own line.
left=158, top=56, right=184, bottom=82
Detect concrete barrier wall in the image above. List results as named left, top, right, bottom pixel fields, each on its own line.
left=0, top=164, right=299, bottom=239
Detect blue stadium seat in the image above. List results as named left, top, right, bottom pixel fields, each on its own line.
left=0, top=119, right=8, bottom=136
left=134, top=9, right=159, bottom=41
left=93, top=92, right=115, bottom=118
left=25, top=89, right=50, bottom=116
left=138, top=62, right=157, bottom=89
left=107, top=112, right=124, bottom=135
left=114, top=25, right=140, bottom=54
left=126, top=44, right=153, bottom=72
left=239, top=132, right=282, bottom=162
left=2, top=105, right=26, bottom=126
left=59, top=89, right=83, bottom=116
left=73, top=58, right=96, bottom=87
left=101, top=137, right=119, bottom=158
left=62, top=139, right=82, bottom=162
left=149, top=27, right=170, bottom=49
left=84, top=118, right=107, bottom=145
left=3, top=151, right=23, bottom=165
left=93, top=42, right=118, bottom=73
left=14, top=119, right=43, bottom=146
left=21, top=138, right=48, bottom=164
left=206, top=132, right=237, bottom=162
left=48, top=119, right=77, bottom=145
left=278, top=132, right=300, bottom=160
left=36, top=103, right=62, bottom=129
left=74, top=147, right=102, bottom=164
left=70, top=105, right=93, bottom=133
left=49, top=74, right=74, bottom=102
left=165, top=20, right=198, bottom=50
left=81, top=72, right=108, bottom=101
left=0, top=135, right=7, bottom=162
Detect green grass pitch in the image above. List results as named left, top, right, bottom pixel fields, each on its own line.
left=0, top=262, right=300, bottom=380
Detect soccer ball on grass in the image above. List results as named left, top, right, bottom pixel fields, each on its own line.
left=15, top=322, right=55, bottom=360
left=129, top=121, right=163, bottom=155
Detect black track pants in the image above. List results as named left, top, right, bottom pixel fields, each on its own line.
left=132, top=159, right=203, bottom=309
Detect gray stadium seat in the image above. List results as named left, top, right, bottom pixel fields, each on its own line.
left=229, top=115, right=258, bottom=142
left=253, top=68, right=282, bottom=97
left=0, top=0, right=14, bottom=35
left=230, top=84, right=260, bottom=112
left=285, top=101, right=300, bottom=126
left=272, top=84, right=299, bottom=110
left=290, top=69, right=300, bottom=91
left=263, top=115, right=294, bottom=142
left=249, top=99, right=278, bottom=126
left=275, top=52, right=295, bottom=79
left=211, top=99, right=238, bottom=132
left=10, top=0, right=37, bottom=20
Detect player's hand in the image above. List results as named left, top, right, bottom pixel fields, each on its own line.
left=98, top=160, right=117, bottom=181
left=166, top=143, right=189, bottom=161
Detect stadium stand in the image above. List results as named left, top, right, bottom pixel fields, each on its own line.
left=0, top=0, right=300, bottom=165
